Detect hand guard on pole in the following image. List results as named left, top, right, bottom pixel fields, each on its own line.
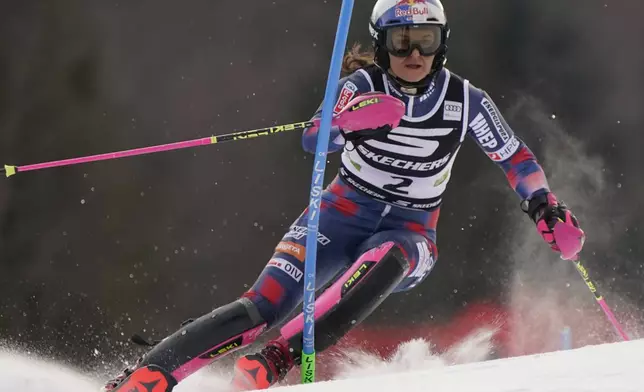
left=337, top=92, right=403, bottom=145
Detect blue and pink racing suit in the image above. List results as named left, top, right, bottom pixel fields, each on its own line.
left=111, top=65, right=556, bottom=388
left=243, top=64, right=551, bottom=328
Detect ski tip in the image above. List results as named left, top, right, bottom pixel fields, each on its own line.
left=110, top=365, right=177, bottom=392
left=3, top=165, right=16, bottom=177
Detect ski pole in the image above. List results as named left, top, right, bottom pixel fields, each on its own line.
left=1, top=92, right=403, bottom=179
left=571, top=257, right=630, bottom=341
left=1, top=121, right=313, bottom=178
left=553, top=221, right=630, bottom=341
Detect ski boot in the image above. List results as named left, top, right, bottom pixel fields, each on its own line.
left=232, top=340, right=294, bottom=391
left=100, top=332, right=166, bottom=391
left=100, top=362, right=175, bottom=392
left=100, top=357, right=142, bottom=391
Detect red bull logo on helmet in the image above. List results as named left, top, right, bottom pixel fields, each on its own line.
left=394, top=0, right=430, bottom=20
left=394, top=7, right=429, bottom=18
left=396, top=0, right=429, bottom=5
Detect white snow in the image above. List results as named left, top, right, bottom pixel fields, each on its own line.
left=0, top=332, right=641, bottom=391
left=273, top=339, right=644, bottom=392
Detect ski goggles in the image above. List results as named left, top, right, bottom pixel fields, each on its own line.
left=384, top=25, right=443, bottom=57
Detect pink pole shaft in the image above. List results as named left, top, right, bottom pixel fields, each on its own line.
left=570, top=259, right=629, bottom=342
left=597, top=297, right=630, bottom=341
left=6, top=96, right=404, bottom=176
left=17, top=137, right=213, bottom=173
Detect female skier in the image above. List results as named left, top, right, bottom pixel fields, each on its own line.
left=102, top=0, right=585, bottom=390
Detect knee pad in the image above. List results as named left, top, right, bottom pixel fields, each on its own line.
left=357, top=230, right=438, bottom=292
left=285, top=241, right=410, bottom=362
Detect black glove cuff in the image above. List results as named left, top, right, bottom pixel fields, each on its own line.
left=520, top=192, right=551, bottom=222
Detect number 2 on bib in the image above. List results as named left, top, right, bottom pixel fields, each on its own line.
left=383, top=176, right=413, bottom=195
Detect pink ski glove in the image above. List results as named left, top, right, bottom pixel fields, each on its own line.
left=521, top=192, right=585, bottom=260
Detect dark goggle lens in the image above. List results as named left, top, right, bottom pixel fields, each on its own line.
left=385, top=25, right=442, bottom=57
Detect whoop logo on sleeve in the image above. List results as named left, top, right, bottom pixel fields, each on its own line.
left=470, top=113, right=498, bottom=149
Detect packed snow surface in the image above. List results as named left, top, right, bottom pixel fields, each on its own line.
left=0, top=329, right=641, bottom=392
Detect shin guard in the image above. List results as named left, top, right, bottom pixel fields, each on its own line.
left=280, top=241, right=409, bottom=362
left=138, top=297, right=267, bottom=383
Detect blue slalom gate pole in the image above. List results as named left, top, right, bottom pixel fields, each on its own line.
left=301, top=0, right=354, bottom=384
left=561, top=326, right=573, bottom=350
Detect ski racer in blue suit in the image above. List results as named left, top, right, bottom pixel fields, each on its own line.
left=102, top=0, right=585, bottom=391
